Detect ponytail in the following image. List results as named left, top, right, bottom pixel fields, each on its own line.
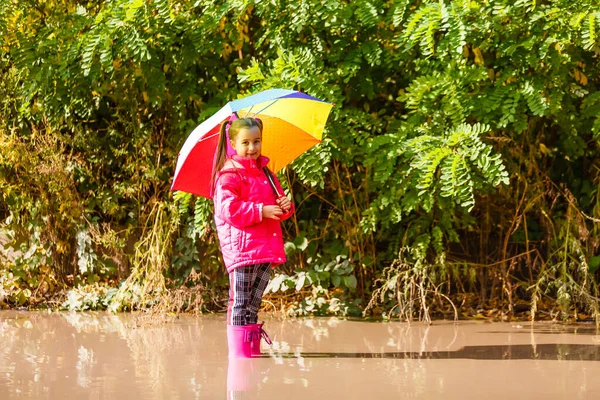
left=210, top=121, right=230, bottom=192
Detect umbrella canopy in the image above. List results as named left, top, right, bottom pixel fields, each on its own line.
left=171, top=89, right=333, bottom=198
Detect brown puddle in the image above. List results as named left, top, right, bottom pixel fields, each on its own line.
left=272, top=343, right=600, bottom=361
left=1, top=311, right=600, bottom=399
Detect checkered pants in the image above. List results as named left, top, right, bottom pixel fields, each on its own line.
left=227, top=263, right=271, bottom=326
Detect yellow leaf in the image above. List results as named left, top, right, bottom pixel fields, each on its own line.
left=574, top=69, right=588, bottom=85
left=539, top=143, right=551, bottom=155
left=142, top=91, right=149, bottom=103
left=56, top=241, right=69, bottom=254
left=473, top=47, right=485, bottom=65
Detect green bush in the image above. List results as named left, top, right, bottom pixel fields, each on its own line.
left=1, top=0, right=599, bottom=322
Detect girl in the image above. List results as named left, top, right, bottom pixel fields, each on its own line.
left=212, top=116, right=294, bottom=358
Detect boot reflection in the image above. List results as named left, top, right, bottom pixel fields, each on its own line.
left=226, top=358, right=267, bottom=399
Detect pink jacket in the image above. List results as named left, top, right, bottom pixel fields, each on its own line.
left=213, top=155, right=295, bottom=273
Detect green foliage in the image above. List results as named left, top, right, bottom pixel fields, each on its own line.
left=530, top=208, right=600, bottom=321
left=63, top=284, right=118, bottom=312
left=1, top=0, right=599, bottom=322
left=265, top=254, right=362, bottom=317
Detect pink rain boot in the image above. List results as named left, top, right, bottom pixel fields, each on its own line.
left=249, top=322, right=272, bottom=356
left=227, top=325, right=253, bottom=358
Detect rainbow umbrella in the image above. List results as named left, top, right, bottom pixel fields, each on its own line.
left=171, top=89, right=334, bottom=198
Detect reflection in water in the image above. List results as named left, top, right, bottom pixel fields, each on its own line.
left=487, top=326, right=600, bottom=336
left=227, top=358, right=270, bottom=400
left=0, top=311, right=228, bottom=399
left=1, top=312, right=600, bottom=400
left=62, top=312, right=195, bottom=397
left=76, top=346, right=95, bottom=388
left=263, top=343, right=600, bottom=361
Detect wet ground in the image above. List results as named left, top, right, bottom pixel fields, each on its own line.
left=1, top=311, right=599, bottom=399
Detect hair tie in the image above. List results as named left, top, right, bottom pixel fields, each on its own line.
left=224, top=114, right=238, bottom=157
left=225, top=115, right=238, bottom=135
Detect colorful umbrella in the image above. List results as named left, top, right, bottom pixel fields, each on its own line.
left=171, top=88, right=334, bottom=198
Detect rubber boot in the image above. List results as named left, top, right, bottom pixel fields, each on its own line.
left=248, top=324, right=260, bottom=356
left=249, top=322, right=272, bottom=356
left=227, top=325, right=253, bottom=358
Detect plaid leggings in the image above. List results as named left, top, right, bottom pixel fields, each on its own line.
left=228, top=263, right=271, bottom=326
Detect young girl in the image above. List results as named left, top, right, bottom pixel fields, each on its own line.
left=212, top=116, right=294, bottom=358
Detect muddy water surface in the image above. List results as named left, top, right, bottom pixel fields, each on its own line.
left=1, top=311, right=600, bottom=399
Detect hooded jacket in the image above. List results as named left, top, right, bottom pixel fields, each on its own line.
left=213, top=155, right=294, bottom=273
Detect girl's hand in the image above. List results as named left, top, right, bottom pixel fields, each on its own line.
left=276, top=196, right=291, bottom=212
left=262, top=205, right=283, bottom=220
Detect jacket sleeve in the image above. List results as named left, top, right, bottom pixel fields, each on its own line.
left=272, top=172, right=295, bottom=221
left=214, top=172, right=263, bottom=228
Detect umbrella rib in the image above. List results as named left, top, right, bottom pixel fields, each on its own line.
left=250, top=99, right=279, bottom=118
left=243, top=105, right=255, bottom=118
left=200, top=131, right=220, bottom=142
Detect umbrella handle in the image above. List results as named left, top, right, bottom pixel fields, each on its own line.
left=262, top=166, right=282, bottom=197
left=262, top=167, right=290, bottom=212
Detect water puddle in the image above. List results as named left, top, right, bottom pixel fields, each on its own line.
left=1, top=311, right=599, bottom=399
left=272, top=343, right=600, bottom=360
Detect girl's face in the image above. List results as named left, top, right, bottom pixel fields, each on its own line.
left=230, top=126, right=262, bottom=159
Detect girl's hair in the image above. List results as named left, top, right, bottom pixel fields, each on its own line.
left=211, top=117, right=263, bottom=189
